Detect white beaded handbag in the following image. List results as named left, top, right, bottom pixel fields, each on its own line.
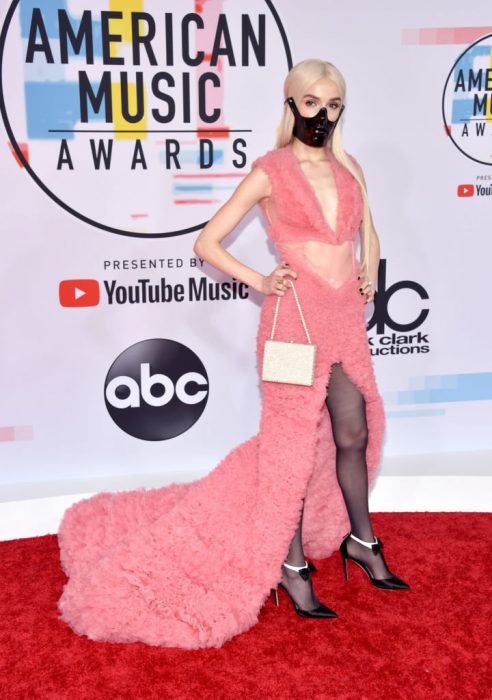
left=261, top=281, right=317, bottom=386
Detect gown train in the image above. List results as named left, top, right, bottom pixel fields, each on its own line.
left=57, top=250, right=385, bottom=649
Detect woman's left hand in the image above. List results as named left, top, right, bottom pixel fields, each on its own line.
left=358, top=275, right=375, bottom=304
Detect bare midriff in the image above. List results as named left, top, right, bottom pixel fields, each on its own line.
left=261, top=193, right=358, bottom=289
left=280, top=239, right=357, bottom=288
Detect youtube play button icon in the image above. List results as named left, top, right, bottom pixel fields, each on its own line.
left=457, top=184, right=474, bottom=197
left=59, top=279, right=100, bottom=307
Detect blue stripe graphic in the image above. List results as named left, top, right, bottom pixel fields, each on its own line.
left=385, top=372, right=492, bottom=407
left=160, top=150, right=224, bottom=166
left=173, top=184, right=235, bottom=192
left=386, top=409, right=446, bottom=419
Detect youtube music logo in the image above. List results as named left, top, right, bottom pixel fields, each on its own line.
left=59, top=279, right=100, bottom=307
left=457, top=184, right=474, bottom=197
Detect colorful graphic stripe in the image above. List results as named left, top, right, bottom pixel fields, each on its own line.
left=171, top=153, right=243, bottom=205
left=386, top=409, right=446, bottom=419
left=174, top=173, right=244, bottom=179
left=162, top=150, right=224, bottom=167
left=402, top=26, right=492, bottom=45
left=174, top=199, right=221, bottom=204
left=385, top=372, right=492, bottom=406
left=173, top=185, right=236, bottom=192
left=0, top=425, right=33, bottom=441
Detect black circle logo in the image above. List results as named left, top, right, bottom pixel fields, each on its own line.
left=442, top=33, right=492, bottom=166
left=0, top=1, right=292, bottom=237
left=104, top=339, right=209, bottom=440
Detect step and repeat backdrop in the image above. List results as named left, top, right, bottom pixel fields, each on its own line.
left=0, top=0, right=490, bottom=500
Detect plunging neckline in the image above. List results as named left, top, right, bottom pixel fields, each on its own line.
left=287, top=143, right=339, bottom=238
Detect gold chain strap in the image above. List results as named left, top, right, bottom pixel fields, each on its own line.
left=269, top=281, right=312, bottom=344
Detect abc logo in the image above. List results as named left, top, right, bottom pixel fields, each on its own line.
left=368, top=260, right=429, bottom=333
left=104, top=339, right=209, bottom=440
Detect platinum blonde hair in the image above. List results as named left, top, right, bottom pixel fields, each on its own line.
left=276, top=59, right=372, bottom=277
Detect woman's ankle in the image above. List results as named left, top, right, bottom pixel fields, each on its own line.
left=283, top=558, right=307, bottom=570
left=350, top=530, right=376, bottom=544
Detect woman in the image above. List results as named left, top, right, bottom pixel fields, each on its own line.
left=194, top=58, right=409, bottom=616
left=57, top=59, right=409, bottom=650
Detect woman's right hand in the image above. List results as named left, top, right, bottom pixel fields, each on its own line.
left=261, top=261, right=298, bottom=296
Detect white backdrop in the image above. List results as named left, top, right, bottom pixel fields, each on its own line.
left=0, top=0, right=491, bottom=512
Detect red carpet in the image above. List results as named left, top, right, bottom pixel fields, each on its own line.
left=1, top=512, right=490, bottom=699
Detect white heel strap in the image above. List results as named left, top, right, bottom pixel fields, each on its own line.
left=283, top=560, right=308, bottom=571
left=349, top=533, right=378, bottom=548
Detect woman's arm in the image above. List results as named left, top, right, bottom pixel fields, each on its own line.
left=193, top=167, right=297, bottom=297
left=362, top=212, right=380, bottom=288
left=355, top=164, right=380, bottom=304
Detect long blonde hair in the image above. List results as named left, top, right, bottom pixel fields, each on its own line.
left=277, top=59, right=371, bottom=277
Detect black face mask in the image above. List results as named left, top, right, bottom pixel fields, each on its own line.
left=286, top=97, right=344, bottom=148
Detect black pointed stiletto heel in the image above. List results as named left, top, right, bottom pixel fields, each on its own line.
left=270, top=561, right=337, bottom=619
left=339, top=532, right=410, bottom=590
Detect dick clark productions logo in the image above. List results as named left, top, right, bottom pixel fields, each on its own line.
left=105, top=339, right=209, bottom=440
left=0, top=1, right=292, bottom=237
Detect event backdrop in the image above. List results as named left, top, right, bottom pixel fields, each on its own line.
left=0, top=0, right=491, bottom=501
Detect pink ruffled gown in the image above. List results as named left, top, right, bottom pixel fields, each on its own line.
left=57, top=143, right=385, bottom=649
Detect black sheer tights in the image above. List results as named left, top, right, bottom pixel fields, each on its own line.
left=325, top=362, right=391, bottom=579
left=281, top=499, right=321, bottom=610
left=282, top=362, right=391, bottom=608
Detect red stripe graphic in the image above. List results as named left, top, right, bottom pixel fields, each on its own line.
left=402, top=26, right=492, bottom=45
left=174, top=199, right=221, bottom=204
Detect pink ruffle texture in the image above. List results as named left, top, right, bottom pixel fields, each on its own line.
left=57, top=148, right=385, bottom=650
left=252, top=144, right=363, bottom=244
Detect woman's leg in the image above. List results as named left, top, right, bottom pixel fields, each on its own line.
left=325, top=362, right=392, bottom=579
left=281, top=499, right=320, bottom=609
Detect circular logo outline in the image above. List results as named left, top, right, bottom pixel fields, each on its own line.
left=442, top=32, right=492, bottom=167
left=0, top=0, right=293, bottom=237
left=104, top=337, right=210, bottom=441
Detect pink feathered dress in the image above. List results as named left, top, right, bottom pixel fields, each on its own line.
left=57, top=144, right=385, bottom=649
